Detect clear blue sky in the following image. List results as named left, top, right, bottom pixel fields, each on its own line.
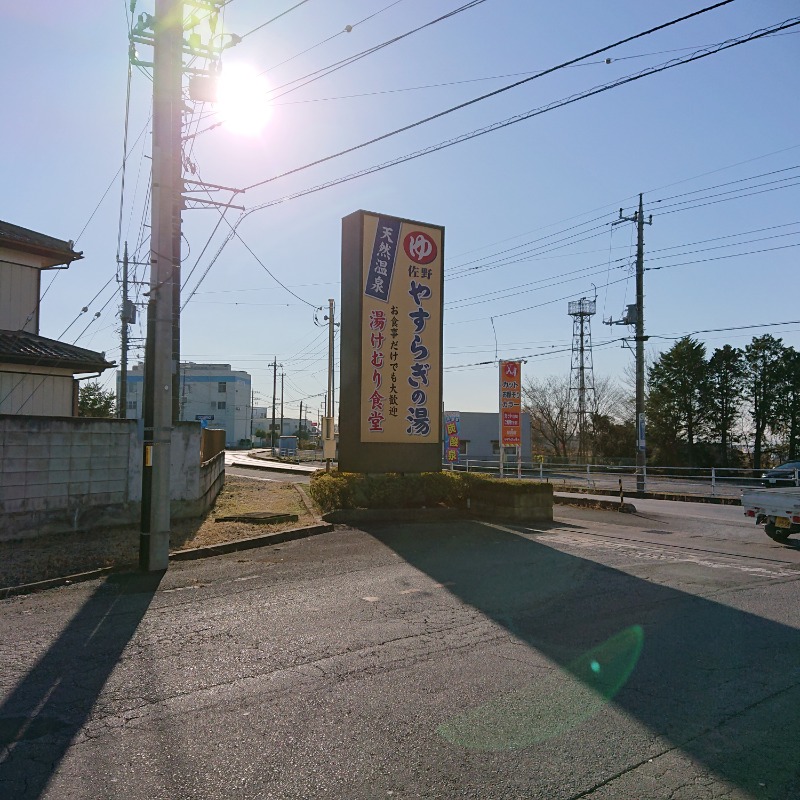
left=2, top=0, right=799, bottom=420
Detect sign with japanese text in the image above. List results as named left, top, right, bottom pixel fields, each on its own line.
left=500, top=360, right=522, bottom=447
left=444, top=411, right=461, bottom=464
left=339, top=211, right=444, bottom=474
left=359, top=214, right=442, bottom=443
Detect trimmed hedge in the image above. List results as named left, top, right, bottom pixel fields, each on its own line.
left=308, top=470, right=551, bottom=513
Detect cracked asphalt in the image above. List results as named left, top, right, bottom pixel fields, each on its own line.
left=1, top=504, right=799, bottom=799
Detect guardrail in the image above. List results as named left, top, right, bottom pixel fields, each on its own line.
left=441, top=460, right=800, bottom=498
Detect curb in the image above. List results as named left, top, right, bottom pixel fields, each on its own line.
left=553, top=485, right=740, bottom=505
left=554, top=494, right=637, bottom=513
left=170, top=522, right=334, bottom=560
left=323, top=508, right=465, bottom=525
left=0, top=523, right=335, bottom=600
left=0, top=566, right=120, bottom=600
left=228, top=459, right=319, bottom=476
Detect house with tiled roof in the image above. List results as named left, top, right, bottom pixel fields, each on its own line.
left=0, top=220, right=113, bottom=415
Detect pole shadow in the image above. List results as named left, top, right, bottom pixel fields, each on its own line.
left=363, top=520, right=800, bottom=798
left=0, top=571, right=162, bottom=800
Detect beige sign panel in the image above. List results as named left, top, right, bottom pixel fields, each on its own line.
left=359, top=213, right=443, bottom=443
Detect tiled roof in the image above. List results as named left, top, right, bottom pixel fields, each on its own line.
left=0, top=220, right=82, bottom=265
left=0, top=329, right=113, bottom=373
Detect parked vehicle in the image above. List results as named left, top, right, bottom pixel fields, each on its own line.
left=761, top=461, right=800, bottom=487
left=741, top=487, right=800, bottom=541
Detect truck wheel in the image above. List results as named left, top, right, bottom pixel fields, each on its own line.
left=765, top=523, right=790, bottom=542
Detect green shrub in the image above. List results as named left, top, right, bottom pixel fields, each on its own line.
left=308, top=470, right=549, bottom=513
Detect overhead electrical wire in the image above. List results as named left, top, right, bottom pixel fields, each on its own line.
left=243, top=0, right=737, bottom=192
left=237, top=15, right=800, bottom=221
left=271, top=29, right=799, bottom=108
left=255, top=0, right=408, bottom=76
left=180, top=13, right=798, bottom=317
left=257, top=0, right=490, bottom=104
left=446, top=222, right=800, bottom=306
left=450, top=167, right=800, bottom=275
left=240, top=0, right=314, bottom=40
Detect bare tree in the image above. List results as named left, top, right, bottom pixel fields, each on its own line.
left=523, top=375, right=575, bottom=458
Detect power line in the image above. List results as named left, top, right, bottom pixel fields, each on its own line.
left=240, top=0, right=313, bottom=40
left=243, top=0, right=736, bottom=192
left=447, top=223, right=800, bottom=308
left=449, top=170, right=800, bottom=275
left=649, top=319, right=800, bottom=341
left=183, top=17, right=799, bottom=308
left=270, top=29, right=800, bottom=108
left=259, top=1, right=490, bottom=105
left=239, top=16, right=800, bottom=218
left=254, top=0, right=408, bottom=75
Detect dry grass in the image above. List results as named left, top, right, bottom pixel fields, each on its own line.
left=1, top=476, right=316, bottom=589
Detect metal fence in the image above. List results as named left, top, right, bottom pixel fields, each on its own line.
left=442, top=460, right=800, bottom=498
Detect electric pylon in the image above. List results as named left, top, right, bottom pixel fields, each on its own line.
left=568, top=297, right=596, bottom=463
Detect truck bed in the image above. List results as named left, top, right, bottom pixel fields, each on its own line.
left=741, top=487, right=800, bottom=517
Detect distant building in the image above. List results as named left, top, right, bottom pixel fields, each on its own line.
left=0, top=220, right=113, bottom=416
left=119, top=362, right=251, bottom=447
left=443, top=411, right=532, bottom=465
left=251, top=407, right=319, bottom=439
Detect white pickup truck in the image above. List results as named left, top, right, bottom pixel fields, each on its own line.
left=741, top=487, right=800, bottom=541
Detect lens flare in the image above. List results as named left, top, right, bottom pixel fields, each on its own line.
left=216, top=64, right=271, bottom=136
left=438, top=625, right=644, bottom=751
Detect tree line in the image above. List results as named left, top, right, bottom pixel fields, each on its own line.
left=522, top=334, right=799, bottom=469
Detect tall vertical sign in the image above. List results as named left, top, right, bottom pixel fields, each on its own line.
left=444, top=411, right=461, bottom=467
left=340, top=211, right=444, bottom=473
left=499, top=360, right=522, bottom=478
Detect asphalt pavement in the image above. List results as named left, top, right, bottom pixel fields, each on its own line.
left=2, top=501, right=799, bottom=799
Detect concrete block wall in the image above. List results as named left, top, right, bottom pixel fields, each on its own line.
left=0, top=416, right=224, bottom=539
left=0, top=416, right=139, bottom=538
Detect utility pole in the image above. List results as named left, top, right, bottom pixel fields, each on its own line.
left=140, top=0, right=183, bottom=571
left=324, top=298, right=336, bottom=472
left=616, top=194, right=652, bottom=493
left=299, top=399, right=303, bottom=443
left=119, top=241, right=130, bottom=419
left=280, top=371, right=285, bottom=444
left=270, top=357, right=278, bottom=454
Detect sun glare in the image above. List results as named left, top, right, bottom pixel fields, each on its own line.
left=216, top=64, right=271, bottom=136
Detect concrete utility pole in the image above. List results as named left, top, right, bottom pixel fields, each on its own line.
left=299, top=400, right=303, bottom=442
left=280, top=371, right=285, bottom=443
left=324, top=298, right=335, bottom=473
left=270, top=357, right=278, bottom=454
left=119, top=242, right=130, bottom=419
left=140, top=0, right=183, bottom=571
left=618, top=195, right=652, bottom=494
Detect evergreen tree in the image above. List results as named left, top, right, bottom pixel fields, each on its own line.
left=707, top=345, right=744, bottom=466
left=78, top=381, right=116, bottom=417
left=646, top=337, right=709, bottom=463
left=743, top=335, right=786, bottom=469
left=775, top=347, right=800, bottom=461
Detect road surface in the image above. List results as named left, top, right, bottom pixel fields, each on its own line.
left=1, top=502, right=798, bottom=799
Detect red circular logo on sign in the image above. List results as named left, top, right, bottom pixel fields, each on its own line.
left=403, top=231, right=437, bottom=264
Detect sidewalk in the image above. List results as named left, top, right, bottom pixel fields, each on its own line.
left=224, top=450, right=322, bottom=475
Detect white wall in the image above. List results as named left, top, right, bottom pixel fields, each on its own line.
left=0, top=366, right=74, bottom=416
left=0, top=249, right=40, bottom=332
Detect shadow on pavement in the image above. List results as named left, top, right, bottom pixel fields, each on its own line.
left=0, top=571, right=162, bottom=799
left=365, top=520, right=800, bottom=798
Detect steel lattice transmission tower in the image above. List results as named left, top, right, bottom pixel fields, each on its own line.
left=568, top=297, right=597, bottom=463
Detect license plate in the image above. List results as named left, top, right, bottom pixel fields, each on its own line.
left=775, top=516, right=792, bottom=529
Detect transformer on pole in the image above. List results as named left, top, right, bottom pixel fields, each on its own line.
left=568, top=297, right=596, bottom=463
